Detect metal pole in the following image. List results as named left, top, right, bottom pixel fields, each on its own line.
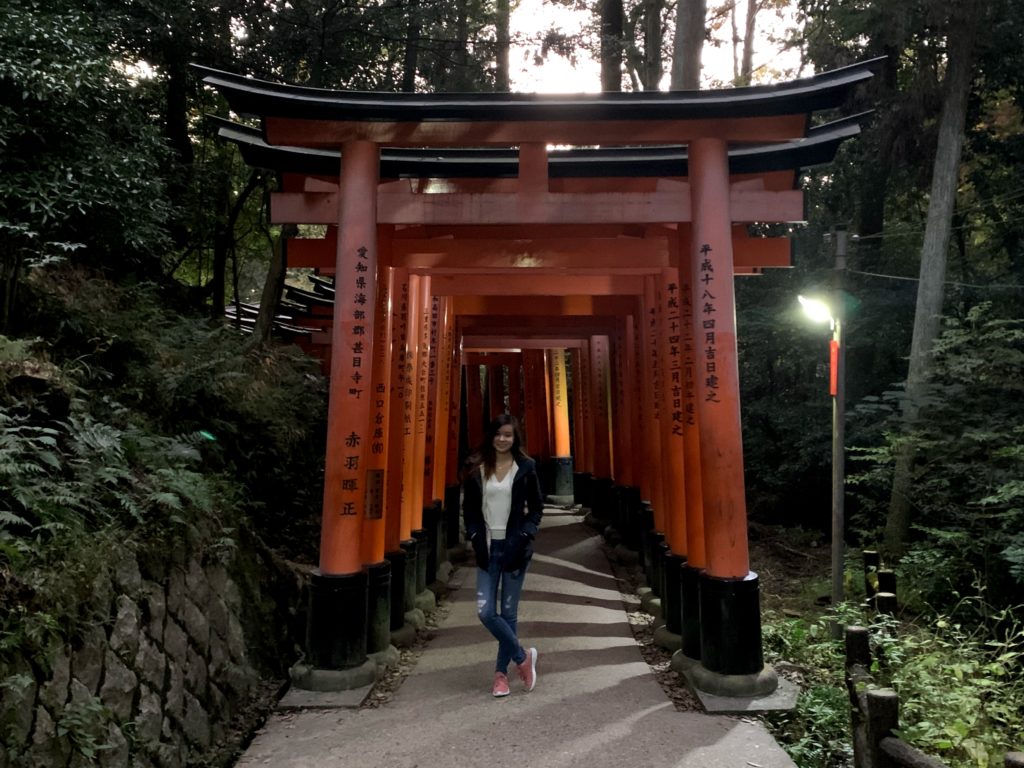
left=831, top=227, right=848, bottom=633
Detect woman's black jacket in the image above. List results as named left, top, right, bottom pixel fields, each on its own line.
left=462, top=457, right=544, bottom=570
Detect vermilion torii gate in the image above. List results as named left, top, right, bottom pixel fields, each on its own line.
left=197, top=62, right=876, bottom=697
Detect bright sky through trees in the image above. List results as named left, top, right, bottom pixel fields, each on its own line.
left=509, top=0, right=805, bottom=93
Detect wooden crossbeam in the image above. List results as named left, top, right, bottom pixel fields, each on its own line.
left=287, top=231, right=790, bottom=272
left=264, top=114, right=809, bottom=148
left=271, top=188, right=804, bottom=226
left=429, top=274, right=645, bottom=296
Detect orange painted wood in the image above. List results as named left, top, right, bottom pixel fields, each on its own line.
left=360, top=258, right=393, bottom=566
left=400, top=274, right=422, bottom=540
left=578, top=343, right=595, bottom=474
left=264, top=113, right=809, bottom=147
left=610, top=325, right=632, bottom=486
left=443, top=298, right=462, bottom=488
left=569, top=348, right=587, bottom=473
left=384, top=267, right=408, bottom=552
left=550, top=349, right=571, bottom=457
left=393, top=238, right=672, bottom=270
left=657, top=268, right=688, bottom=556
left=462, top=338, right=588, bottom=350
left=588, top=335, right=614, bottom=479
left=430, top=296, right=449, bottom=500
left=429, top=274, right=645, bottom=296
left=319, top=141, right=379, bottom=576
left=453, top=296, right=638, bottom=316
left=394, top=223, right=663, bottom=239
left=270, top=189, right=804, bottom=226
left=520, top=350, right=544, bottom=458
left=690, top=138, right=750, bottom=579
left=464, top=361, right=485, bottom=455
left=519, top=143, right=548, bottom=196
left=460, top=315, right=620, bottom=332
left=543, top=351, right=555, bottom=456
left=411, top=276, right=432, bottom=523
left=287, top=235, right=788, bottom=273
left=421, top=292, right=442, bottom=505
left=678, top=241, right=706, bottom=569
left=625, top=314, right=643, bottom=488
left=642, top=276, right=666, bottom=533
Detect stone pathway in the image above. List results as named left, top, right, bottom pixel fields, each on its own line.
left=235, top=509, right=796, bottom=768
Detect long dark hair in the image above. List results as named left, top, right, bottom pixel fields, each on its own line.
left=469, top=414, right=529, bottom=479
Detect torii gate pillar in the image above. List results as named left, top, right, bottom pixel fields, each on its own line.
left=298, top=140, right=380, bottom=691
left=549, top=348, right=574, bottom=503
left=684, top=138, right=776, bottom=697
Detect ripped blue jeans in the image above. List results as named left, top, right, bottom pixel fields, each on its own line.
left=476, top=538, right=529, bottom=674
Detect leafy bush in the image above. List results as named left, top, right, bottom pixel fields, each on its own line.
left=2, top=266, right=327, bottom=670
left=17, top=267, right=328, bottom=560
left=0, top=0, right=170, bottom=326
left=847, top=304, right=1024, bottom=610
left=762, top=613, right=854, bottom=768
left=762, top=599, right=1024, bottom=768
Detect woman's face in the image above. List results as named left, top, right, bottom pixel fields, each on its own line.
left=493, top=424, right=515, bottom=454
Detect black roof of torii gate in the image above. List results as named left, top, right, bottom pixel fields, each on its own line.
left=207, top=113, right=868, bottom=179
left=193, top=59, right=881, bottom=125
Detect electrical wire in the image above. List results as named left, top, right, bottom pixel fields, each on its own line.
left=846, top=268, right=1024, bottom=290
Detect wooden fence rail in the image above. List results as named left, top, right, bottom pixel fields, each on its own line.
left=845, top=625, right=1024, bottom=768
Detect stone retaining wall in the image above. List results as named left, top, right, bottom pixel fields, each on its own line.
left=1, top=540, right=303, bottom=767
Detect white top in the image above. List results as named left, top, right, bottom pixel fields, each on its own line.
left=482, top=462, right=516, bottom=543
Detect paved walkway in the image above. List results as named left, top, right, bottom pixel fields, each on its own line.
left=236, top=508, right=796, bottom=768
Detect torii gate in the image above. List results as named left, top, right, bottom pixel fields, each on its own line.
left=197, top=61, right=876, bottom=697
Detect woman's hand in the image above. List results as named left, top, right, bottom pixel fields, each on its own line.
left=471, top=534, right=489, bottom=570
left=502, top=532, right=531, bottom=572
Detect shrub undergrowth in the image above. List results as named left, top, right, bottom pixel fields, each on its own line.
left=761, top=594, right=1024, bottom=768
left=1, top=265, right=327, bottom=760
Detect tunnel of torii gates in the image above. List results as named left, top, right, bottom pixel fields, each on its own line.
left=197, top=59, right=878, bottom=697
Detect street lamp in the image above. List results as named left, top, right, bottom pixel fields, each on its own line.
left=799, top=293, right=845, bottom=626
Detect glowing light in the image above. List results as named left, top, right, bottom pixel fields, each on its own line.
left=798, top=295, right=833, bottom=325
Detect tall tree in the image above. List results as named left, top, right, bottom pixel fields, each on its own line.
left=600, top=0, right=626, bottom=90
left=883, top=0, right=987, bottom=555
left=671, top=0, right=706, bottom=89
left=496, top=0, right=511, bottom=90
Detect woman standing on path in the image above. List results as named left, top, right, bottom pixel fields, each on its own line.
left=462, top=414, right=544, bottom=697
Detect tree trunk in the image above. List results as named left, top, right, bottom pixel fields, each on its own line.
left=211, top=170, right=263, bottom=319
left=600, top=0, right=625, bottom=91
left=163, top=45, right=194, bottom=250
left=642, top=0, right=663, bottom=90
left=738, top=0, right=757, bottom=85
left=249, top=223, right=297, bottom=350
left=671, top=0, right=706, bottom=89
left=402, top=0, right=421, bottom=92
left=883, top=7, right=980, bottom=556
left=495, top=0, right=510, bottom=91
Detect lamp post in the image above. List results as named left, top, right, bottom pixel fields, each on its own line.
left=800, top=227, right=848, bottom=632
left=799, top=286, right=846, bottom=630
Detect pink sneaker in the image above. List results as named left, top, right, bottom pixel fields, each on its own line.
left=492, top=671, right=510, bottom=697
left=517, top=647, right=538, bottom=692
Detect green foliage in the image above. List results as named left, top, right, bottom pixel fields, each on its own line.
left=761, top=613, right=853, bottom=768
left=763, top=598, right=1024, bottom=768
left=2, top=266, right=325, bottom=687
left=848, top=304, right=1024, bottom=608
left=0, top=0, right=170, bottom=297
left=17, top=266, right=327, bottom=556
left=868, top=600, right=1024, bottom=767
left=56, top=695, right=114, bottom=761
